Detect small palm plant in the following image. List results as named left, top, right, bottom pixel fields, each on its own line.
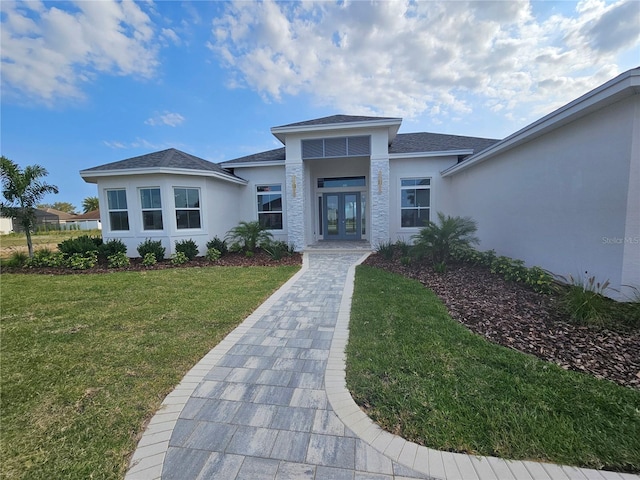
left=225, top=220, right=273, bottom=253
left=412, top=212, right=479, bottom=266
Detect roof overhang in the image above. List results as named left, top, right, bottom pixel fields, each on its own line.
left=220, top=160, right=286, bottom=169
left=79, top=167, right=248, bottom=185
left=442, top=67, right=640, bottom=177
left=389, top=149, right=473, bottom=160
left=270, top=117, right=403, bottom=144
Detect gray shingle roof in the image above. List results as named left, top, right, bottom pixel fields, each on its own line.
left=389, top=132, right=499, bottom=155
left=219, top=147, right=285, bottom=166
left=274, top=114, right=401, bottom=129
left=83, top=148, right=239, bottom=178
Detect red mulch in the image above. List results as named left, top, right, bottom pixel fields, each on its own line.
left=363, top=254, right=640, bottom=390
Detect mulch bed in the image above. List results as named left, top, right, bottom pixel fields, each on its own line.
left=2, top=251, right=302, bottom=275
left=363, top=254, right=640, bottom=390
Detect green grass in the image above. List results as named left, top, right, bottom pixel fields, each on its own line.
left=347, top=266, right=640, bottom=473
left=1, top=266, right=299, bottom=479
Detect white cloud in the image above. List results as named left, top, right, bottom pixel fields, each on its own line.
left=145, top=111, right=185, bottom=127
left=1, top=0, right=160, bottom=104
left=209, top=0, right=639, bottom=123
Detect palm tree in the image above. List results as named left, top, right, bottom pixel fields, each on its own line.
left=1, top=156, right=59, bottom=257
left=411, top=212, right=479, bottom=265
left=82, top=196, right=99, bottom=213
left=225, top=220, right=273, bottom=253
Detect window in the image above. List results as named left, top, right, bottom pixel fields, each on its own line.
left=400, top=178, right=430, bottom=228
left=106, top=189, right=129, bottom=231
left=140, top=188, right=163, bottom=230
left=317, top=176, right=366, bottom=188
left=174, top=188, right=201, bottom=229
left=257, top=185, right=283, bottom=230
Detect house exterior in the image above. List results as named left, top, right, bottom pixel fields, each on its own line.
left=80, top=67, right=639, bottom=299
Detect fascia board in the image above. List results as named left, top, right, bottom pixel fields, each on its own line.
left=271, top=118, right=402, bottom=143
left=79, top=167, right=248, bottom=185
left=389, top=149, right=473, bottom=160
left=220, top=161, right=286, bottom=169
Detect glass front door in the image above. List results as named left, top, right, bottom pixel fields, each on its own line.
left=323, top=192, right=361, bottom=240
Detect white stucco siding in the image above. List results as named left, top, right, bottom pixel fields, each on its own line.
left=96, top=174, right=244, bottom=256
left=446, top=96, right=638, bottom=298
left=389, top=156, right=459, bottom=243
left=228, top=166, right=288, bottom=243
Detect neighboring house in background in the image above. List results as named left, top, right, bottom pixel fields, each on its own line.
left=66, top=209, right=102, bottom=231
left=80, top=67, right=639, bottom=299
left=0, top=216, right=13, bottom=234
left=10, top=208, right=77, bottom=232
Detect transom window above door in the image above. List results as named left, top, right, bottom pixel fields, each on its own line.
left=317, top=176, right=366, bottom=188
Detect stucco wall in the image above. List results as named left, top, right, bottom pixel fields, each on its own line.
left=96, top=174, right=244, bottom=257
left=444, top=96, right=639, bottom=299
left=388, top=155, right=459, bottom=244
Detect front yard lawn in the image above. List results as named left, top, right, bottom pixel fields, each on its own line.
left=0, top=266, right=299, bottom=480
left=347, top=266, right=640, bottom=473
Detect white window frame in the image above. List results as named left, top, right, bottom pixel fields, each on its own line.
left=256, top=184, right=283, bottom=231
left=139, top=187, right=164, bottom=231
left=174, top=187, right=201, bottom=230
left=400, top=177, right=431, bottom=229
left=106, top=189, right=129, bottom=231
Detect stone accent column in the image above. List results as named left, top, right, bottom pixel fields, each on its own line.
left=286, top=162, right=305, bottom=251
left=370, top=155, right=390, bottom=247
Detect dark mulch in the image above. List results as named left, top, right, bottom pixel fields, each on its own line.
left=364, top=254, right=640, bottom=390
left=1, top=251, right=302, bottom=275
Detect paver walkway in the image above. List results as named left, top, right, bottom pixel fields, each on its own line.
left=126, top=252, right=639, bottom=480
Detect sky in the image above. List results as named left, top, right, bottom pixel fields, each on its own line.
left=1, top=0, right=639, bottom=212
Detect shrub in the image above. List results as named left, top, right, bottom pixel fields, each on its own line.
left=137, top=239, right=165, bottom=262
left=433, top=261, right=447, bottom=273
left=67, top=252, right=98, bottom=270
left=98, top=239, right=127, bottom=260
left=171, top=251, right=189, bottom=265
left=205, top=247, right=221, bottom=262
left=262, top=240, right=291, bottom=260
left=376, top=240, right=395, bottom=260
left=400, top=256, right=411, bottom=266
left=107, top=252, right=130, bottom=268
left=142, top=253, right=157, bottom=266
left=559, top=274, right=612, bottom=326
left=174, top=239, right=198, bottom=260
left=58, top=235, right=103, bottom=256
left=4, top=251, right=28, bottom=267
left=245, top=250, right=254, bottom=258
left=395, top=239, right=412, bottom=257
left=26, top=249, right=66, bottom=268
left=412, top=212, right=479, bottom=265
left=206, top=237, right=228, bottom=256
left=225, top=221, right=273, bottom=253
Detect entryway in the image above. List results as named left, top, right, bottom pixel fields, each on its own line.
left=323, top=192, right=361, bottom=241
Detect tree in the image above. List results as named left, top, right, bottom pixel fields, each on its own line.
left=1, top=156, right=59, bottom=257
left=225, top=220, right=273, bottom=253
left=411, top=212, right=479, bottom=266
left=82, top=196, right=99, bottom=213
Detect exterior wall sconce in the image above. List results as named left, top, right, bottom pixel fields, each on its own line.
left=291, top=175, right=297, bottom=197
left=377, top=170, right=382, bottom=194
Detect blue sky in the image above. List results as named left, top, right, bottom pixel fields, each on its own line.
left=1, top=0, right=639, bottom=212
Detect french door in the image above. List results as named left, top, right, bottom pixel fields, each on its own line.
left=323, top=192, right=361, bottom=240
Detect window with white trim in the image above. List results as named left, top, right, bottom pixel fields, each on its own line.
left=400, top=178, right=430, bottom=228
left=257, top=185, right=283, bottom=230
left=174, top=188, right=201, bottom=229
left=140, top=188, right=163, bottom=230
left=106, top=189, right=129, bottom=231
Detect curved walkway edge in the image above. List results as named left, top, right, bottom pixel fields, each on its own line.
left=126, top=252, right=639, bottom=480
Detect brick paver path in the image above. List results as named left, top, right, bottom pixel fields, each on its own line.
left=126, top=252, right=639, bottom=480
